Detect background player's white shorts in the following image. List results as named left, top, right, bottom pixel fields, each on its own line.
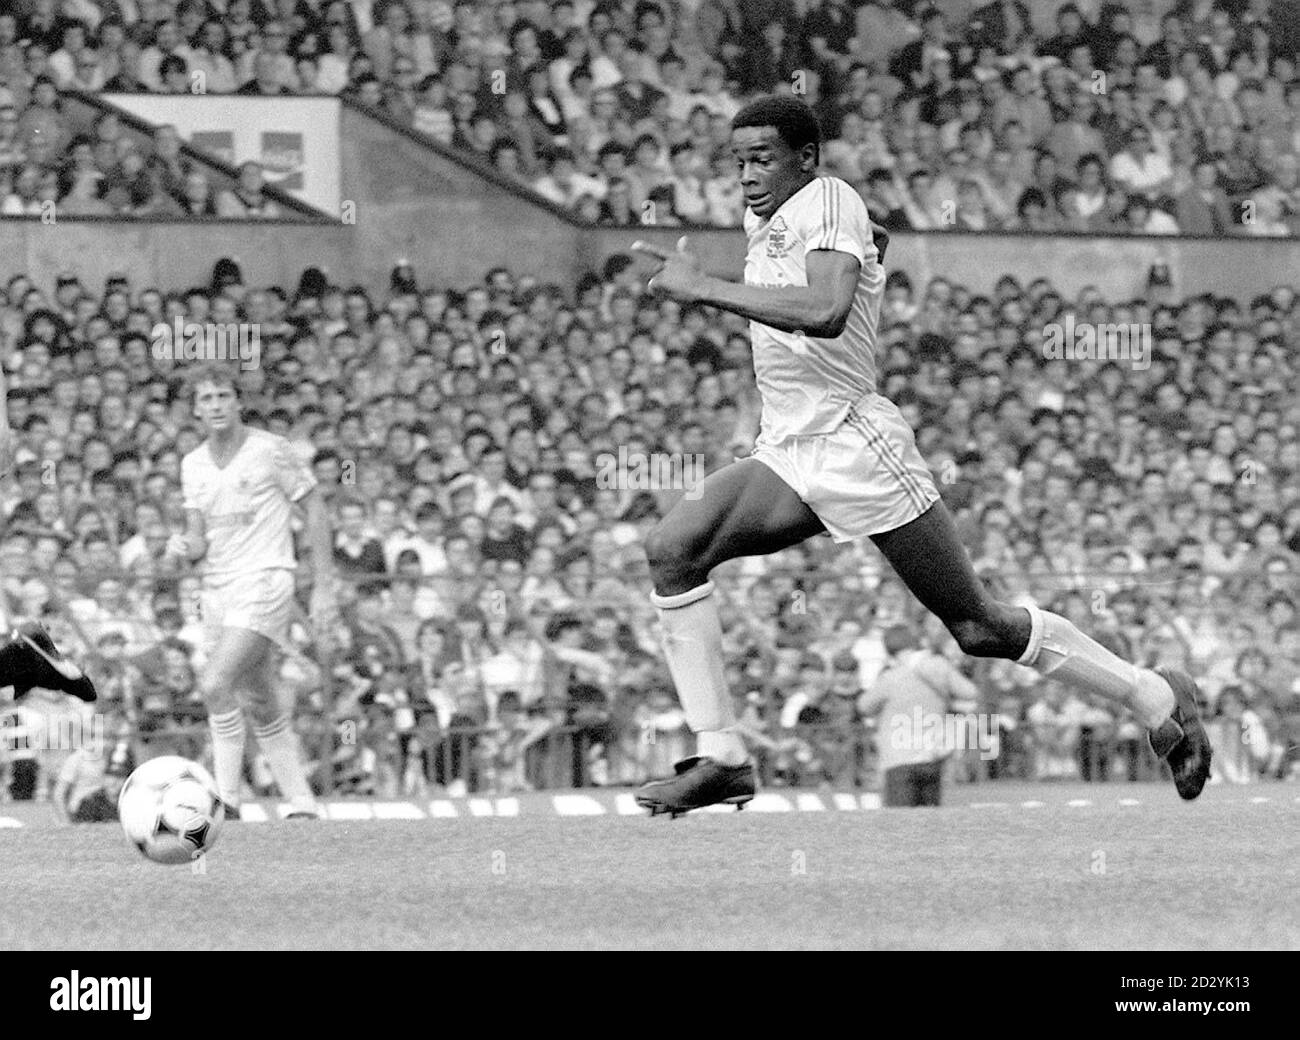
left=751, top=392, right=940, bottom=543
left=201, top=568, right=296, bottom=648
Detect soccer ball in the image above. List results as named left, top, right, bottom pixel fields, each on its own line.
left=118, top=756, right=225, bottom=865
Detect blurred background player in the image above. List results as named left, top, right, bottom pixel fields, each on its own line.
left=51, top=722, right=134, bottom=824
left=631, top=96, right=1210, bottom=817
left=167, top=363, right=337, bottom=819
left=867, top=624, right=980, bottom=808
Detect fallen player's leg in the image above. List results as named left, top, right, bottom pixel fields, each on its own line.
left=0, top=622, right=97, bottom=702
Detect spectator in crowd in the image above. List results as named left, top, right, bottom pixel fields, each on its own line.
left=1176, top=157, right=1235, bottom=235
left=175, top=167, right=216, bottom=217
left=137, top=19, right=185, bottom=93
left=532, top=146, right=605, bottom=208
left=333, top=496, right=387, bottom=579
left=1124, top=192, right=1180, bottom=233
left=1208, top=684, right=1272, bottom=783
left=867, top=623, right=982, bottom=806
left=187, top=20, right=239, bottom=95
left=237, top=50, right=292, bottom=96
left=51, top=721, right=133, bottom=823
left=215, top=160, right=282, bottom=218
left=1109, top=124, right=1174, bottom=199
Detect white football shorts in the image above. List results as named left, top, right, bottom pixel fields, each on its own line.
left=750, top=391, right=940, bottom=542
left=200, top=567, right=296, bottom=648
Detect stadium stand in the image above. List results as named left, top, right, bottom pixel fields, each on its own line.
left=0, top=74, right=325, bottom=218
left=0, top=0, right=1296, bottom=230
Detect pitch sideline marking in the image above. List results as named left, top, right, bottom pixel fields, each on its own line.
left=23, top=790, right=1282, bottom=827
left=552, top=794, right=606, bottom=815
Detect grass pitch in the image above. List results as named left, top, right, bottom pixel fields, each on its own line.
left=1, top=783, right=1294, bottom=950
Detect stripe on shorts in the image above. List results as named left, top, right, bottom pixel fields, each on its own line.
left=845, top=407, right=933, bottom=514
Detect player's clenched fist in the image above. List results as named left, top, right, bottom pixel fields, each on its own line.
left=632, top=235, right=701, bottom=301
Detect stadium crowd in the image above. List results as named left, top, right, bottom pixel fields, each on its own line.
left=1, top=11, right=291, bottom=216
left=0, top=91, right=286, bottom=217
left=1, top=1, right=1297, bottom=230
left=0, top=251, right=1297, bottom=801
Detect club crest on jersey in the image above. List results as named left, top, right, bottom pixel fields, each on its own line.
left=766, top=216, right=790, bottom=258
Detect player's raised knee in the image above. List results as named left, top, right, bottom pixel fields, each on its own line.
left=643, top=522, right=682, bottom=570
left=946, top=615, right=1016, bottom=659
left=643, top=521, right=708, bottom=590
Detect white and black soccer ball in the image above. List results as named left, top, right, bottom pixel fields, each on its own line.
left=118, top=756, right=225, bottom=865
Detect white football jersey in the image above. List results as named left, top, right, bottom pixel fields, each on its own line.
left=181, top=427, right=316, bottom=579
left=742, top=175, right=884, bottom=443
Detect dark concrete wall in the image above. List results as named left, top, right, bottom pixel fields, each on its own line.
left=336, top=102, right=584, bottom=290
left=0, top=217, right=350, bottom=294
left=582, top=227, right=1300, bottom=304
left=3, top=214, right=1293, bottom=305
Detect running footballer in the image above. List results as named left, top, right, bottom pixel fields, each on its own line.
left=631, top=96, right=1210, bottom=816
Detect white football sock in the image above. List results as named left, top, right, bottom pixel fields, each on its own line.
left=651, top=582, right=747, bottom=766
left=1017, top=606, right=1175, bottom=728
left=208, top=707, right=246, bottom=806
left=697, top=729, right=748, bottom=765
left=252, top=714, right=318, bottom=807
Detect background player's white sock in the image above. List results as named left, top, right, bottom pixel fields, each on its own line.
left=253, top=714, right=318, bottom=809
left=1017, top=606, right=1175, bottom=728
left=208, top=707, right=246, bottom=806
left=652, top=582, right=747, bottom=766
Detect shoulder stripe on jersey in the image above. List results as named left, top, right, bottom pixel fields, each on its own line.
left=831, top=178, right=840, bottom=247
left=818, top=177, right=840, bottom=250
left=824, top=178, right=834, bottom=249
left=819, top=178, right=830, bottom=249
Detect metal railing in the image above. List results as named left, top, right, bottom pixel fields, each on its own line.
left=2, top=713, right=1186, bottom=804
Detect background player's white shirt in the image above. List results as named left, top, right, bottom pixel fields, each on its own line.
left=181, top=427, right=316, bottom=580
left=743, top=175, right=884, bottom=444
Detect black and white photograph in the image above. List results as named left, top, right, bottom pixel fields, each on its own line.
left=0, top=0, right=1296, bottom=982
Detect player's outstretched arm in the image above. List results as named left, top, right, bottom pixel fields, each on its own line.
left=633, top=235, right=860, bottom=338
